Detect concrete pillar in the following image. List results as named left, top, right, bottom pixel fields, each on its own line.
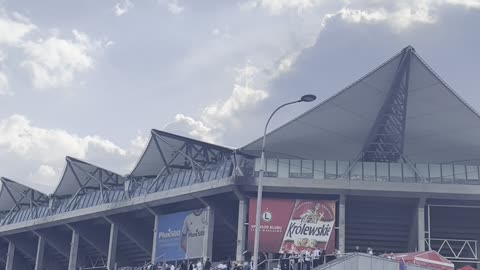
left=68, top=229, right=80, bottom=270
left=338, top=194, right=346, bottom=254
left=5, top=241, right=15, bottom=270
left=417, top=198, right=426, bottom=252
left=107, top=223, right=118, bottom=270
left=236, top=198, right=248, bottom=261
left=34, top=236, right=46, bottom=270
left=203, top=207, right=215, bottom=261
left=408, top=205, right=418, bottom=251
left=151, top=214, right=159, bottom=264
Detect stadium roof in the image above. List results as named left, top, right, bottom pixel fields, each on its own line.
left=130, top=129, right=234, bottom=178
left=0, top=177, right=49, bottom=212
left=52, top=156, right=127, bottom=197
left=242, top=46, right=480, bottom=165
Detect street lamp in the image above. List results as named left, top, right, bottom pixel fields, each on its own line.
left=252, top=94, right=317, bottom=270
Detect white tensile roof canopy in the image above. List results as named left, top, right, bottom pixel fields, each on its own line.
left=242, top=46, right=480, bottom=165
left=130, top=129, right=234, bottom=178
left=0, top=177, right=49, bottom=212
left=52, top=156, right=127, bottom=197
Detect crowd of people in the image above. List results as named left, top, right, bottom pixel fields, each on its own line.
left=119, top=246, right=378, bottom=270
left=119, top=258, right=211, bottom=270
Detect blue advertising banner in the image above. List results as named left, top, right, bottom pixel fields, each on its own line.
left=155, top=208, right=208, bottom=261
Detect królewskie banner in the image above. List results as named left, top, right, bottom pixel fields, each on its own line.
left=247, top=198, right=336, bottom=254
left=155, top=208, right=208, bottom=261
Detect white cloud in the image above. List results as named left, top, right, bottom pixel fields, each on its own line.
left=445, top=0, right=480, bottom=8
left=277, top=53, right=300, bottom=74
left=27, top=164, right=58, bottom=191
left=0, top=11, right=35, bottom=46
left=166, top=63, right=268, bottom=143
left=316, top=2, right=436, bottom=31
left=170, top=114, right=217, bottom=143
left=130, top=134, right=148, bottom=156
left=242, top=0, right=322, bottom=14
left=0, top=115, right=126, bottom=163
left=115, top=0, right=134, bottom=16
left=0, top=114, right=139, bottom=189
left=0, top=71, right=11, bottom=96
left=21, top=30, right=107, bottom=89
left=168, top=0, right=185, bottom=14
left=244, top=0, right=480, bottom=31
left=204, top=64, right=268, bottom=121
left=0, top=10, right=110, bottom=91
left=337, top=8, right=388, bottom=23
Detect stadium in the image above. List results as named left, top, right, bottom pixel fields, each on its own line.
left=1, top=46, right=480, bottom=270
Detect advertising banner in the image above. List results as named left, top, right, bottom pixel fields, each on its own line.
left=155, top=208, right=208, bottom=261
left=247, top=198, right=336, bottom=254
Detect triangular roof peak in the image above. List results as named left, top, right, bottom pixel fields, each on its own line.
left=0, top=177, right=49, bottom=212
left=242, top=46, right=480, bottom=165
left=52, top=156, right=126, bottom=197
left=130, top=129, right=234, bottom=178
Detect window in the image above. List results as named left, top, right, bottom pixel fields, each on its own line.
left=302, top=160, right=314, bottom=178
left=337, top=161, right=350, bottom=179
left=363, top=162, right=375, bottom=181
left=313, top=160, right=325, bottom=179
left=289, top=160, right=301, bottom=178
left=466, top=165, right=479, bottom=182
left=350, top=162, right=363, bottom=180
left=376, top=162, right=389, bottom=181
left=278, top=159, right=289, bottom=178
left=416, top=164, right=429, bottom=182
left=325, top=160, right=337, bottom=179
left=441, top=164, right=453, bottom=183
left=390, top=163, right=402, bottom=182
left=429, top=164, right=441, bottom=183
left=266, top=159, right=278, bottom=177
left=454, top=164, right=467, bottom=183
left=403, top=164, right=416, bottom=182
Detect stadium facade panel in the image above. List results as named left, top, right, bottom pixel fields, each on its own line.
left=1, top=46, right=480, bottom=269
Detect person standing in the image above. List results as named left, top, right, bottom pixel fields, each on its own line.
left=204, top=259, right=211, bottom=270
left=226, top=258, right=232, bottom=270
left=243, top=261, right=251, bottom=270
left=197, top=260, right=203, bottom=270
left=304, top=250, right=311, bottom=270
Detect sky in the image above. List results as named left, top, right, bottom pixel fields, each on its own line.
left=0, top=0, right=479, bottom=194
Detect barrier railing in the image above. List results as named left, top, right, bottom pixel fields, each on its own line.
left=0, top=160, right=234, bottom=226
left=426, top=238, right=478, bottom=261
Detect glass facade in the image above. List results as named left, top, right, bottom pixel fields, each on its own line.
left=253, top=158, right=480, bottom=185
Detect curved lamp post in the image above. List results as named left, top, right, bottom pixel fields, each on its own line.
left=252, top=94, right=317, bottom=270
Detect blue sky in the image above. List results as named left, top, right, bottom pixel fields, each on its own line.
left=0, top=0, right=479, bottom=193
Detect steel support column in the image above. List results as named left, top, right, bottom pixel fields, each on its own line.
left=5, top=241, right=14, bottom=270
left=107, top=223, right=118, bottom=270
left=236, top=198, right=248, bottom=261
left=338, top=194, right=346, bottom=254
left=203, top=207, right=215, bottom=261
left=151, top=214, right=159, bottom=264
left=68, top=229, right=80, bottom=270
left=417, top=198, right=426, bottom=252
left=34, top=236, right=45, bottom=270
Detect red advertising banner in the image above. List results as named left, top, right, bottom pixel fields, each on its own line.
left=247, top=198, right=336, bottom=255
